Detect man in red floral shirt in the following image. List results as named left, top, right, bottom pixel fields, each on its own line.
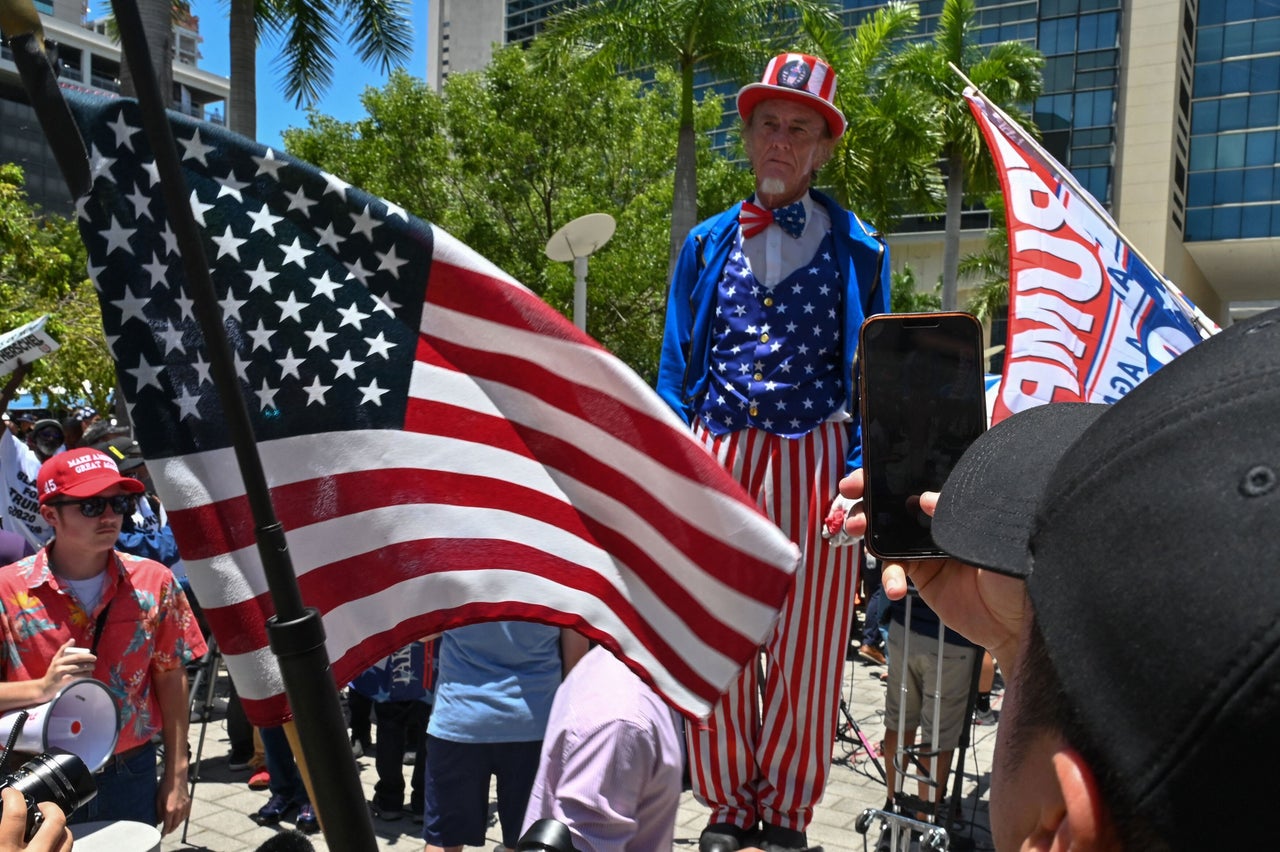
left=0, top=447, right=206, bottom=834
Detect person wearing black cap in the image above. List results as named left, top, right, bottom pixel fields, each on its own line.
left=837, top=307, right=1280, bottom=850
left=93, top=435, right=180, bottom=568
left=656, top=52, right=889, bottom=852
left=26, top=420, right=65, bottom=463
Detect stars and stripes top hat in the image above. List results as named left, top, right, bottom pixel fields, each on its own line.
left=737, top=53, right=846, bottom=139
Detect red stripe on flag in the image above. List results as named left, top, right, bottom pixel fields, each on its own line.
left=193, top=532, right=726, bottom=702
left=406, top=397, right=786, bottom=606
left=424, top=262, right=759, bottom=490
left=167, top=420, right=785, bottom=616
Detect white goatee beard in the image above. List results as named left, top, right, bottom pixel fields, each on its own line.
left=758, top=177, right=787, bottom=197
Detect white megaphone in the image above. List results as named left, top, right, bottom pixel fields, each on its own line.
left=0, top=679, right=119, bottom=771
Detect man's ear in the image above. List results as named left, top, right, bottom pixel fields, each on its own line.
left=38, top=504, right=58, bottom=528
left=1048, top=747, right=1118, bottom=851
left=815, top=136, right=836, bottom=171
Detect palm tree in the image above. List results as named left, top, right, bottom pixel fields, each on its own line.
left=890, top=265, right=941, bottom=313
left=537, top=0, right=840, bottom=279
left=808, top=1, right=944, bottom=234
left=226, top=0, right=413, bottom=138
left=890, top=0, right=1042, bottom=309
left=959, top=191, right=1009, bottom=322
left=117, top=0, right=178, bottom=105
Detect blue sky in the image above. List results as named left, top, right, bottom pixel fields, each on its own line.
left=184, top=0, right=431, bottom=148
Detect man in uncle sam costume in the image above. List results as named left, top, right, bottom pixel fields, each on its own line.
left=656, top=53, right=890, bottom=852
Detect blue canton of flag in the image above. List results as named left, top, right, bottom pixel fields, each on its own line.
left=66, top=93, right=801, bottom=727
left=75, top=100, right=422, bottom=447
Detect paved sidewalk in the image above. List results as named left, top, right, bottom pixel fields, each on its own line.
left=153, top=652, right=998, bottom=852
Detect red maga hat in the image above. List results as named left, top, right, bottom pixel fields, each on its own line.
left=37, top=448, right=145, bottom=505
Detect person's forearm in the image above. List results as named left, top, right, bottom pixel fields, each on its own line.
left=0, top=363, right=30, bottom=414
left=560, top=629, right=589, bottom=676
left=152, top=666, right=193, bottom=835
left=152, top=667, right=190, bottom=777
left=0, top=679, right=57, bottom=712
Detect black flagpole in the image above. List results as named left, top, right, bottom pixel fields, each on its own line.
left=2, top=0, right=378, bottom=846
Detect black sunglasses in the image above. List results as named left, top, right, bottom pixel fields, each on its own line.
left=47, top=495, right=136, bottom=518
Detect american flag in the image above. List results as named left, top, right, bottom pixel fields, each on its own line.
left=67, top=93, right=800, bottom=725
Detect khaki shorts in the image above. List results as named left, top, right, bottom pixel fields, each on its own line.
left=883, top=618, right=978, bottom=751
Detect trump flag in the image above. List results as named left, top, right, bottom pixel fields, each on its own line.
left=67, top=93, right=800, bottom=725
left=964, top=86, right=1217, bottom=424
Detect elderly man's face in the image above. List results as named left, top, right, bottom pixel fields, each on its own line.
left=743, top=99, right=835, bottom=209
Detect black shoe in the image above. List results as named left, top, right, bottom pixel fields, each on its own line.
left=759, top=823, right=808, bottom=852
left=250, top=794, right=298, bottom=826
left=973, top=706, right=999, bottom=725
left=700, top=823, right=751, bottom=852
left=371, top=798, right=403, bottom=821
left=296, top=802, right=320, bottom=834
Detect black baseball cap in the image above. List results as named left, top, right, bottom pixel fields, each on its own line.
left=931, top=307, right=1280, bottom=848
left=94, top=435, right=144, bottom=472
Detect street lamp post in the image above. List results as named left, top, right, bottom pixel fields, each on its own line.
left=545, top=213, right=616, bottom=331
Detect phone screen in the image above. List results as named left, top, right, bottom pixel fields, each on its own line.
left=859, top=312, right=987, bottom=559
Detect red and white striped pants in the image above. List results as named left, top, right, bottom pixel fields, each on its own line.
left=687, top=420, right=858, bottom=832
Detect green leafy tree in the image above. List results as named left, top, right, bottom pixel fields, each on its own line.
left=226, top=0, right=412, bottom=138
left=809, top=1, right=944, bottom=232
left=959, top=191, right=1009, bottom=321
left=0, top=165, right=114, bottom=412
left=284, top=49, right=747, bottom=381
left=889, top=265, right=941, bottom=313
left=536, top=0, right=840, bottom=279
left=889, top=0, right=1042, bottom=310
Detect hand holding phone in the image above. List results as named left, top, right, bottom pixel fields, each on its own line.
left=858, top=312, right=987, bottom=559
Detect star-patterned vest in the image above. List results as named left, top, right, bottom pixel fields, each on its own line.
left=696, top=229, right=844, bottom=438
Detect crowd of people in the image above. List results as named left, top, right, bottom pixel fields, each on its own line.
left=0, top=47, right=1267, bottom=852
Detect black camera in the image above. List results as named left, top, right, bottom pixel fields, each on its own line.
left=0, top=749, right=97, bottom=841
left=516, top=818, right=580, bottom=852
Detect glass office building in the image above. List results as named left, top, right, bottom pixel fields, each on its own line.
left=1186, top=1, right=1280, bottom=241
left=832, top=0, right=1122, bottom=229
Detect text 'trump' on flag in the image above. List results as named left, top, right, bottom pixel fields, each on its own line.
left=963, top=84, right=1216, bottom=425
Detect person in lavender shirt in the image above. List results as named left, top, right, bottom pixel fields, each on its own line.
left=522, top=645, right=686, bottom=852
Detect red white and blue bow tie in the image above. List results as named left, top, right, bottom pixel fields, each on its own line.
left=739, top=200, right=806, bottom=239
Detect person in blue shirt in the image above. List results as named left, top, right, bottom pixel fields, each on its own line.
left=421, top=621, right=586, bottom=852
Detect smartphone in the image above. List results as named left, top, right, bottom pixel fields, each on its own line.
left=858, top=312, right=987, bottom=560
